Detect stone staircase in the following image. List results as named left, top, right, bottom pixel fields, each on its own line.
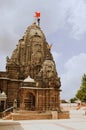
left=3, top=113, right=12, bottom=120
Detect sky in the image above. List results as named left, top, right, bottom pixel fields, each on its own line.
left=0, top=0, right=86, bottom=100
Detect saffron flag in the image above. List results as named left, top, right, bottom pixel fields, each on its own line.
left=47, top=44, right=52, bottom=50
left=49, top=44, right=52, bottom=49
left=35, top=12, right=40, bottom=18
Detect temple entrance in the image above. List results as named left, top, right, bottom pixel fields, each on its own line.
left=0, top=101, right=5, bottom=112
left=0, top=91, right=7, bottom=112
left=24, top=93, right=35, bottom=110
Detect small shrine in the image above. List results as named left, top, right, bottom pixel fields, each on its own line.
left=0, top=92, right=7, bottom=112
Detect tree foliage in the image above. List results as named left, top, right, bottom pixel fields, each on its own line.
left=76, top=74, right=86, bottom=102
left=70, top=97, right=77, bottom=103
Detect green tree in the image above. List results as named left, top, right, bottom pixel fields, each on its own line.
left=76, top=74, right=86, bottom=102
left=70, top=97, right=77, bottom=103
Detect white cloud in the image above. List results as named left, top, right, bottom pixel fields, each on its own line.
left=66, top=0, right=86, bottom=39
left=0, top=0, right=86, bottom=101
left=0, top=0, right=86, bottom=52
left=0, top=54, right=6, bottom=71
left=61, top=53, right=86, bottom=100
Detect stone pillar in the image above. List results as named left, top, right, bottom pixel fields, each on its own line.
left=35, top=90, right=39, bottom=110
left=20, top=89, right=25, bottom=110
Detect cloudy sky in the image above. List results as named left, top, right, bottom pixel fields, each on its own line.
left=0, top=0, right=86, bottom=100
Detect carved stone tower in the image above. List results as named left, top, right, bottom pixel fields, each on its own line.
left=0, top=22, right=61, bottom=113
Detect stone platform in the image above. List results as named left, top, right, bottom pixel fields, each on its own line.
left=3, top=110, right=70, bottom=120
left=0, top=110, right=86, bottom=130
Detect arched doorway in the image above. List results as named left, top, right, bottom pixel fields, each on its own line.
left=24, top=92, right=35, bottom=110
left=0, top=91, right=7, bottom=112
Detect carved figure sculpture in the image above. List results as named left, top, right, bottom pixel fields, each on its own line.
left=42, top=59, right=56, bottom=79
left=31, top=36, right=43, bottom=65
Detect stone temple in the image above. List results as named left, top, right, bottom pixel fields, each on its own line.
left=0, top=22, right=69, bottom=119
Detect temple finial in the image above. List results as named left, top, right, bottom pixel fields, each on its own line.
left=34, top=11, right=40, bottom=26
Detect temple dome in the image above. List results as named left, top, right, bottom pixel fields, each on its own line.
left=0, top=91, right=7, bottom=99
left=24, top=75, right=35, bottom=83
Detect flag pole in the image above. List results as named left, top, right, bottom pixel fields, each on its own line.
left=37, top=18, right=40, bottom=26
left=34, top=12, right=40, bottom=26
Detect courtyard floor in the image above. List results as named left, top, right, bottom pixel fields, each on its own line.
left=0, top=109, right=86, bottom=130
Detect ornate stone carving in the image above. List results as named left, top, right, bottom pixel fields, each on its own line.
left=42, top=60, right=55, bottom=78
left=11, top=47, right=18, bottom=63
left=0, top=22, right=61, bottom=113
left=31, top=36, right=43, bottom=64
left=5, top=23, right=61, bottom=87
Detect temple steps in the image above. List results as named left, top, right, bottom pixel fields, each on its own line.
left=3, top=110, right=52, bottom=120
left=3, top=113, right=12, bottom=120
left=2, top=110, right=70, bottom=120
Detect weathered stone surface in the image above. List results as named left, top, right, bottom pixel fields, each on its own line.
left=0, top=22, right=61, bottom=113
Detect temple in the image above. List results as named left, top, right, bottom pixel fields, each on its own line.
left=0, top=22, right=69, bottom=119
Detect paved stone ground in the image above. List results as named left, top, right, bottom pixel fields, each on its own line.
left=0, top=110, right=86, bottom=130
